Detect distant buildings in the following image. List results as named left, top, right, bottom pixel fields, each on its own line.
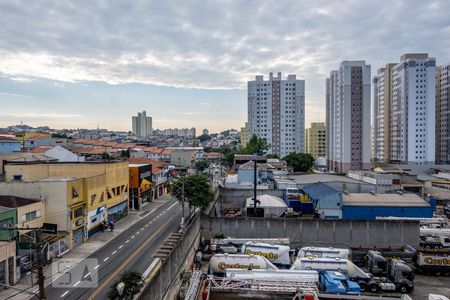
left=247, top=72, right=305, bottom=158
left=305, top=122, right=326, bottom=159
left=373, top=54, right=436, bottom=165
left=153, top=127, right=196, bottom=138
left=202, top=129, right=209, bottom=135
left=0, top=136, right=21, bottom=153
left=132, top=110, right=152, bottom=138
left=326, top=61, right=371, bottom=173
left=436, top=63, right=450, bottom=164
left=240, top=122, right=249, bottom=147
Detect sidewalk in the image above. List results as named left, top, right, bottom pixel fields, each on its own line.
left=0, top=198, right=170, bottom=300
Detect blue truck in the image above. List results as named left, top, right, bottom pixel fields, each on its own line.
left=319, top=270, right=361, bottom=294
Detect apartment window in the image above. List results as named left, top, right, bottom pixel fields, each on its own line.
left=22, top=210, right=41, bottom=222
left=74, top=207, right=84, bottom=218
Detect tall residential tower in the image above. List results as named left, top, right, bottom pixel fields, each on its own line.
left=372, top=54, right=436, bottom=164
left=305, top=122, right=326, bottom=159
left=247, top=72, right=305, bottom=158
left=132, top=110, right=152, bottom=138
left=326, top=61, right=371, bottom=173
left=436, top=64, right=450, bottom=164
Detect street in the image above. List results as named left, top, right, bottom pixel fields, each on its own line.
left=44, top=198, right=183, bottom=300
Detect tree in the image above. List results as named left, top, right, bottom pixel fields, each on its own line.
left=265, top=154, right=279, bottom=159
left=107, top=271, right=143, bottom=300
left=241, top=134, right=269, bottom=155
left=198, top=134, right=212, bottom=143
left=282, top=152, right=315, bottom=172
left=195, top=160, right=209, bottom=172
left=121, top=149, right=130, bottom=158
left=171, top=175, right=214, bottom=209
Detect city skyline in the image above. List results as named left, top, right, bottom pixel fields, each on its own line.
left=1, top=1, right=450, bottom=132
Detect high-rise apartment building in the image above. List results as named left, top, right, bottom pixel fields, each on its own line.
left=326, top=61, right=371, bottom=173
left=247, top=72, right=305, bottom=158
left=373, top=54, right=436, bottom=164
left=240, top=122, right=249, bottom=148
left=436, top=64, right=450, bottom=164
left=305, top=122, right=326, bottom=159
left=132, top=111, right=152, bottom=138
left=373, top=64, right=396, bottom=162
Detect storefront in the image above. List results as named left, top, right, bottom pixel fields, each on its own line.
left=87, top=205, right=107, bottom=237
left=107, top=200, right=128, bottom=223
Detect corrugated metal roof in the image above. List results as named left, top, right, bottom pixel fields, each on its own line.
left=343, top=193, right=429, bottom=207
left=303, top=183, right=340, bottom=198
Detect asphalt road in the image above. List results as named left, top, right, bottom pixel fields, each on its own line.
left=44, top=199, right=183, bottom=300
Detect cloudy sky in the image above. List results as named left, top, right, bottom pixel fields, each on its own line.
left=0, top=0, right=449, bottom=132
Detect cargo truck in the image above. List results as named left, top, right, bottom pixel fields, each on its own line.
left=420, top=236, right=450, bottom=249
left=241, top=242, right=291, bottom=267
left=318, top=270, right=360, bottom=294
left=209, top=253, right=277, bottom=275
left=413, top=249, right=450, bottom=276
left=298, top=246, right=350, bottom=260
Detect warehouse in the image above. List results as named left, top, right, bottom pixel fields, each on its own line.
left=342, top=192, right=434, bottom=220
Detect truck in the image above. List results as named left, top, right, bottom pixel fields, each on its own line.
left=297, top=246, right=350, bottom=260
left=420, top=228, right=450, bottom=237
left=225, top=268, right=318, bottom=284
left=420, top=236, right=450, bottom=249
left=209, top=253, right=277, bottom=275
left=318, top=270, right=360, bottom=294
left=413, top=249, right=450, bottom=276
left=350, top=245, right=416, bottom=267
left=292, top=257, right=414, bottom=293
left=241, top=242, right=291, bottom=267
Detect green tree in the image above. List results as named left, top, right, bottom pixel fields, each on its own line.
left=171, top=175, right=214, bottom=209
left=121, top=149, right=130, bottom=158
left=282, top=152, right=315, bottom=172
left=107, top=271, right=143, bottom=300
left=198, top=134, right=212, bottom=143
left=195, top=160, right=210, bottom=172
left=241, top=134, right=269, bottom=155
left=265, top=154, right=279, bottom=159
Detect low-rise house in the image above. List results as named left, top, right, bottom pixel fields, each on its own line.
left=302, top=183, right=343, bottom=219
left=31, top=145, right=85, bottom=162
left=0, top=206, right=17, bottom=285
left=0, top=137, right=21, bottom=154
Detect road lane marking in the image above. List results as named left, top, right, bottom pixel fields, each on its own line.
left=145, top=224, right=148, bottom=227
left=104, top=257, right=109, bottom=262
left=112, top=250, right=117, bottom=255
left=61, top=291, right=69, bottom=297
left=88, top=212, right=178, bottom=300
left=131, top=235, right=135, bottom=238
left=119, top=245, right=123, bottom=249
left=83, top=272, right=91, bottom=278
left=33, top=289, right=38, bottom=293
left=73, top=281, right=81, bottom=287
left=94, top=265, right=100, bottom=270
left=125, top=240, right=129, bottom=243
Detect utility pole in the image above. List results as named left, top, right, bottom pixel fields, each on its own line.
left=181, top=181, right=185, bottom=229
left=35, top=229, right=46, bottom=300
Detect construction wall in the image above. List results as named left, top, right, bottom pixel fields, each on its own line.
left=138, top=213, right=201, bottom=300
left=201, top=215, right=420, bottom=248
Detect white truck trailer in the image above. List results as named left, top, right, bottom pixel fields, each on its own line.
left=241, top=242, right=291, bottom=267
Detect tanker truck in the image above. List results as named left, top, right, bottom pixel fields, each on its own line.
left=413, top=249, right=450, bottom=276
left=297, top=246, right=350, bottom=259
left=209, top=253, right=277, bottom=275
left=241, top=242, right=291, bottom=267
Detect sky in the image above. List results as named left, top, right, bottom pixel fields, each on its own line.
left=0, top=0, right=449, bottom=133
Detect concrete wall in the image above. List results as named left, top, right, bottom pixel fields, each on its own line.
left=201, top=215, right=420, bottom=249
left=219, top=187, right=284, bottom=209
left=138, top=213, right=201, bottom=300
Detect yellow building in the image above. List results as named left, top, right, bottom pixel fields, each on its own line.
left=2, top=161, right=129, bottom=249
left=305, top=122, right=326, bottom=159
left=240, top=122, right=249, bottom=148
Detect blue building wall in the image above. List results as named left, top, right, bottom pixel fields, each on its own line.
left=342, top=206, right=433, bottom=220
left=238, top=169, right=270, bottom=184
left=302, top=183, right=342, bottom=210
left=0, top=141, right=21, bottom=153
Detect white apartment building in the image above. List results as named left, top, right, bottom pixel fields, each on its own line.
left=132, top=111, right=152, bottom=138
left=326, top=61, right=371, bottom=173
left=389, top=54, right=435, bottom=164
left=436, top=64, right=450, bottom=164
left=247, top=72, right=305, bottom=158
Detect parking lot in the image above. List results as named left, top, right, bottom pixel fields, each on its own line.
left=410, top=274, right=450, bottom=299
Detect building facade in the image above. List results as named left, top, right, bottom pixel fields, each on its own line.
left=326, top=61, right=371, bottom=173
left=380, top=54, right=436, bottom=164
left=247, top=72, right=305, bottom=158
left=305, top=122, right=326, bottom=159
left=0, top=137, right=21, bottom=154
left=132, top=110, right=152, bottom=138
left=373, top=64, right=396, bottom=162
left=436, top=64, right=450, bottom=164
left=240, top=122, right=249, bottom=148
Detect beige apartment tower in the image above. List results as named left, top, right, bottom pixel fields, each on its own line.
left=305, top=122, right=326, bottom=159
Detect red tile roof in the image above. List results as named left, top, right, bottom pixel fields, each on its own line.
left=31, top=146, right=53, bottom=153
